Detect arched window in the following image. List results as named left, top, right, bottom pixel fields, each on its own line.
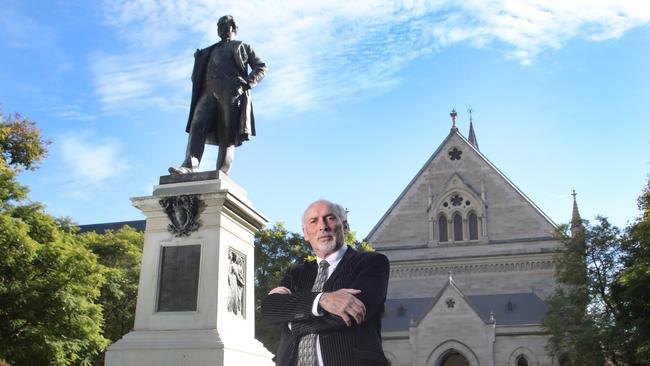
left=468, top=212, right=478, bottom=240
left=453, top=213, right=463, bottom=241
left=438, top=215, right=448, bottom=242
left=516, top=355, right=528, bottom=366
left=440, top=350, right=469, bottom=366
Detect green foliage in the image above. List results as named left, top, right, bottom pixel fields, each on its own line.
left=544, top=220, right=609, bottom=365
left=254, top=223, right=311, bottom=351
left=0, top=112, right=50, bottom=205
left=0, top=210, right=108, bottom=366
left=78, top=227, right=143, bottom=344
left=0, top=110, right=107, bottom=366
left=544, top=179, right=650, bottom=366
left=614, top=179, right=650, bottom=364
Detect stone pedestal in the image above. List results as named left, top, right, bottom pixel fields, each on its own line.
left=105, top=172, right=274, bottom=366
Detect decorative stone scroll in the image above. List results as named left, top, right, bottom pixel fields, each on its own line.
left=227, top=248, right=246, bottom=318
left=159, top=194, right=201, bottom=237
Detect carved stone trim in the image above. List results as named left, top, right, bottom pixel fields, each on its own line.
left=389, top=259, right=555, bottom=278
left=159, top=195, right=201, bottom=237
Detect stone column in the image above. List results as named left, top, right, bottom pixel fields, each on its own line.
left=105, top=172, right=274, bottom=366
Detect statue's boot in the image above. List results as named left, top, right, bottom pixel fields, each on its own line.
left=168, top=166, right=195, bottom=175
left=168, top=157, right=199, bottom=175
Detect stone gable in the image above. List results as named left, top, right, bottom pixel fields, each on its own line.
left=367, top=129, right=556, bottom=249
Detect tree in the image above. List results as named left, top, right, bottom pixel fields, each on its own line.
left=615, top=179, right=650, bottom=364
left=544, top=179, right=650, bottom=366
left=543, top=220, right=608, bottom=365
left=254, top=222, right=373, bottom=353
left=0, top=112, right=108, bottom=365
left=77, top=226, right=143, bottom=365
left=254, top=223, right=311, bottom=352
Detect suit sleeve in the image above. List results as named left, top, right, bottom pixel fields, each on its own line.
left=261, top=265, right=321, bottom=324
left=287, top=252, right=390, bottom=337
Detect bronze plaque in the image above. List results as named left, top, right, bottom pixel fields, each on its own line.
left=157, top=244, right=201, bottom=311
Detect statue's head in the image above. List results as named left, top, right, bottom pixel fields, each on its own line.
left=217, top=15, right=238, bottom=40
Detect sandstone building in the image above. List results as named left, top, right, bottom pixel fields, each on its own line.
left=368, top=115, right=563, bottom=366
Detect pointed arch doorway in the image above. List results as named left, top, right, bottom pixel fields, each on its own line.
left=438, top=350, right=470, bottom=366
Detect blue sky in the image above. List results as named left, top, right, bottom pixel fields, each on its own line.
left=1, top=0, right=649, bottom=238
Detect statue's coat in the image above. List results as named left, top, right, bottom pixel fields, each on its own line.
left=186, top=40, right=267, bottom=146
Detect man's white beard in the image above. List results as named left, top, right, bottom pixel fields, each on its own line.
left=318, top=239, right=339, bottom=255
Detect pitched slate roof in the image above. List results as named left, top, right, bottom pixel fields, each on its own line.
left=78, top=220, right=146, bottom=234
left=382, top=297, right=433, bottom=332
left=468, top=292, right=548, bottom=325
left=382, top=292, right=548, bottom=332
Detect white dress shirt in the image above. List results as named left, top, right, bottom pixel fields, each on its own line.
left=312, top=245, right=347, bottom=366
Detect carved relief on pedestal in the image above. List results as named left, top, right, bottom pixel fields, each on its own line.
left=159, top=195, right=201, bottom=237
left=227, top=248, right=246, bottom=318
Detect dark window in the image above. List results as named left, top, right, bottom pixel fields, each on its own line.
left=448, top=147, right=462, bottom=161
left=438, top=215, right=448, bottom=242
left=450, top=194, right=463, bottom=206
left=453, top=214, right=463, bottom=241
left=440, top=350, right=469, bottom=366
left=517, top=355, right=528, bottom=366
left=469, top=212, right=478, bottom=240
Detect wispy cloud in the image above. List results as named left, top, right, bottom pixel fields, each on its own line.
left=57, top=132, right=130, bottom=199
left=95, top=0, right=650, bottom=115
left=90, top=52, right=191, bottom=112
left=44, top=104, right=98, bottom=121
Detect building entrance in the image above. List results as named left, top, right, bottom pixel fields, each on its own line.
left=439, top=350, right=470, bottom=366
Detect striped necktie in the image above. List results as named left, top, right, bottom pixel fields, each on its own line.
left=297, top=260, right=330, bottom=366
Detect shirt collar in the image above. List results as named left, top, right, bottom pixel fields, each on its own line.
left=316, top=244, right=348, bottom=267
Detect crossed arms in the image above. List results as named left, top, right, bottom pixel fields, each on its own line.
left=260, top=252, right=389, bottom=337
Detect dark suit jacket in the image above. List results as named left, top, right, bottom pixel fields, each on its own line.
left=261, top=247, right=390, bottom=366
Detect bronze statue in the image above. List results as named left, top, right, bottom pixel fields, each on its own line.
left=169, top=15, right=267, bottom=175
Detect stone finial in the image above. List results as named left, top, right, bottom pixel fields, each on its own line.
left=467, top=107, right=479, bottom=150
left=448, top=270, right=453, bottom=283
left=571, top=190, right=584, bottom=236
left=450, top=109, right=458, bottom=131
left=489, top=310, right=495, bottom=324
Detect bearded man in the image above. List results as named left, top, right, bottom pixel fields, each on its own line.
left=261, top=200, right=390, bottom=366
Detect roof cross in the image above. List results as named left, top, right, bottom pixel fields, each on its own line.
left=450, top=109, right=458, bottom=129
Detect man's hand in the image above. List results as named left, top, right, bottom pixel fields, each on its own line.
left=237, top=76, right=251, bottom=90
left=268, top=286, right=292, bottom=295
left=319, top=289, right=366, bottom=326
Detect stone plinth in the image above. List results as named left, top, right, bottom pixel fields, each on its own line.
left=105, top=172, right=274, bottom=366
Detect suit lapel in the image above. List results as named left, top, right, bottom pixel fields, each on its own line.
left=298, top=260, right=318, bottom=292
left=324, top=246, right=356, bottom=290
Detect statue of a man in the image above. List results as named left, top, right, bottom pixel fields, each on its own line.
left=169, top=15, right=267, bottom=175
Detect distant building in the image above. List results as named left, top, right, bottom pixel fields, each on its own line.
left=79, top=220, right=145, bottom=234
left=368, top=114, right=565, bottom=366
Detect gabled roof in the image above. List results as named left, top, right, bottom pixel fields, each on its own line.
left=366, top=127, right=557, bottom=242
